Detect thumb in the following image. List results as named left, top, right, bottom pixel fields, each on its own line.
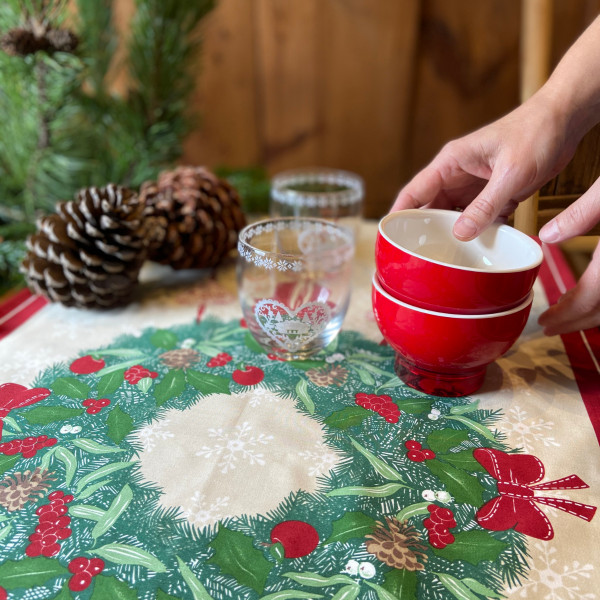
left=539, top=179, right=600, bottom=243
left=453, top=164, right=528, bottom=241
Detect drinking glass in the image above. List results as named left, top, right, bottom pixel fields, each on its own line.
left=270, top=168, right=364, bottom=236
left=237, top=217, right=355, bottom=360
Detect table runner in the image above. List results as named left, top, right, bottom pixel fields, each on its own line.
left=0, top=222, right=598, bottom=600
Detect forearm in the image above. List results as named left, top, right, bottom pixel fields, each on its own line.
left=534, top=16, right=600, bottom=141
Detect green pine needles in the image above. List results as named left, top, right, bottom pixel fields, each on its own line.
left=0, top=0, right=215, bottom=291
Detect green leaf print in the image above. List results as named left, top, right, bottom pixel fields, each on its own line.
left=426, top=459, right=485, bottom=506
left=69, top=504, right=106, bottom=521
left=91, top=484, right=133, bottom=539
left=50, top=377, right=90, bottom=399
left=449, top=401, right=480, bottom=415
left=0, top=454, right=19, bottom=476
left=186, top=370, right=231, bottom=395
left=97, top=370, right=125, bottom=396
left=90, top=575, right=138, bottom=600
left=72, top=438, right=125, bottom=454
left=283, top=572, right=356, bottom=587
left=395, top=502, right=431, bottom=522
left=438, top=449, right=486, bottom=473
left=151, top=329, right=178, bottom=350
left=395, top=397, right=433, bottom=414
left=432, top=531, right=508, bottom=565
left=446, top=415, right=498, bottom=441
left=157, top=589, right=184, bottom=600
left=23, top=406, right=84, bottom=425
left=51, top=581, right=72, bottom=600
left=106, top=406, right=134, bottom=445
left=296, top=378, right=315, bottom=414
left=154, top=369, right=186, bottom=406
left=355, top=368, right=376, bottom=386
left=75, top=461, right=136, bottom=494
left=427, top=429, right=470, bottom=454
left=365, top=581, right=400, bottom=600
left=324, top=511, right=377, bottom=544
left=349, top=437, right=404, bottom=481
left=461, top=578, right=505, bottom=598
left=324, top=406, right=369, bottom=429
left=176, top=555, right=215, bottom=600
left=381, top=569, right=418, bottom=600
left=245, top=331, right=267, bottom=354
left=207, top=525, right=272, bottom=594
left=435, top=573, right=481, bottom=600
left=92, top=542, right=167, bottom=572
left=0, top=557, right=69, bottom=589
left=261, top=592, right=324, bottom=600
left=54, top=446, right=77, bottom=486
left=327, top=483, right=407, bottom=498
left=331, top=584, right=360, bottom=600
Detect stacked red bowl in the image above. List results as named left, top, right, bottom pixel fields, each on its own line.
left=372, top=209, right=543, bottom=397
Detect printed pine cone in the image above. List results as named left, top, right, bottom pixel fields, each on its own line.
left=21, top=184, right=152, bottom=309
left=0, top=26, right=78, bottom=56
left=140, top=165, right=246, bottom=270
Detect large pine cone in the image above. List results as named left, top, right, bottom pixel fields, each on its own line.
left=21, top=184, right=151, bottom=309
left=140, top=166, right=246, bottom=270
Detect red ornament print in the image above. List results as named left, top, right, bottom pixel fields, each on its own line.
left=0, top=383, right=50, bottom=441
left=232, top=366, right=264, bottom=386
left=69, top=355, right=106, bottom=375
left=270, top=520, right=319, bottom=558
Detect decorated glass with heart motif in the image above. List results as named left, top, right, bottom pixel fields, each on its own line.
left=237, top=218, right=355, bottom=360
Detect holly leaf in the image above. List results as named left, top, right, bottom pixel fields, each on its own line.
left=427, top=429, right=469, bottom=454
left=381, top=568, right=418, bottom=599
left=433, top=531, right=508, bottom=564
left=97, top=370, right=125, bottom=396
left=91, top=542, right=167, bottom=572
left=438, top=449, right=486, bottom=473
left=90, top=575, right=138, bottom=600
left=106, top=406, right=134, bottom=445
left=186, top=370, right=230, bottom=395
left=0, top=557, right=68, bottom=589
left=0, top=454, right=19, bottom=476
left=324, top=511, right=376, bottom=544
left=23, top=406, right=84, bottom=425
left=426, top=459, right=485, bottom=506
left=154, top=369, right=186, bottom=406
left=395, top=397, right=433, bottom=414
left=207, top=525, right=272, bottom=594
left=151, top=329, right=178, bottom=350
left=324, top=406, right=369, bottom=430
left=50, top=377, right=90, bottom=399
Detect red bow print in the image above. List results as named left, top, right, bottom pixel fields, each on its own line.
left=0, top=383, right=51, bottom=440
left=474, top=447, right=596, bottom=540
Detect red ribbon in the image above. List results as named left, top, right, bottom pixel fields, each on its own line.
left=0, top=383, right=51, bottom=440
left=474, top=447, right=596, bottom=540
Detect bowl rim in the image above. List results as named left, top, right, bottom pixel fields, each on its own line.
left=378, top=209, right=544, bottom=273
left=373, top=273, right=534, bottom=319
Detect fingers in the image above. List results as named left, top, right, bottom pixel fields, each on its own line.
left=538, top=242, right=600, bottom=335
left=539, top=178, right=600, bottom=243
left=390, top=165, right=444, bottom=212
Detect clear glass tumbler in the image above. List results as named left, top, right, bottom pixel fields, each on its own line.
left=270, top=168, right=364, bottom=236
left=237, top=218, right=355, bottom=360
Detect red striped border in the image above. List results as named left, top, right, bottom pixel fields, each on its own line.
left=0, top=288, right=47, bottom=341
left=538, top=242, right=600, bottom=445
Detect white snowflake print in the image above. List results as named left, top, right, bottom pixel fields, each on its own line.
left=508, top=541, right=595, bottom=599
left=181, top=491, right=230, bottom=528
left=4, top=348, right=69, bottom=376
left=135, top=419, right=175, bottom=453
left=298, top=441, right=340, bottom=476
left=247, top=386, right=281, bottom=408
left=195, top=422, right=273, bottom=474
left=503, top=406, right=560, bottom=452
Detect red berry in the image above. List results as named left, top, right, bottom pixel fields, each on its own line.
left=36, top=523, right=56, bottom=534
left=23, top=436, right=36, bottom=444
left=51, top=498, right=65, bottom=507
left=55, top=516, right=71, bottom=528
left=33, top=442, right=46, bottom=450
left=36, top=504, right=55, bottom=516
left=3, top=446, right=19, bottom=456
left=240, top=318, right=247, bottom=328
left=37, top=435, right=48, bottom=441
left=39, top=511, right=59, bottom=523
left=28, top=532, right=43, bottom=542
left=70, top=355, right=105, bottom=375
left=423, top=518, right=434, bottom=530
left=427, top=504, right=439, bottom=514
left=41, top=542, right=60, bottom=557
left=87, top=558, right=105, bottom=576
left=96, top=398, right=111, bottom=407
left=437, top=531, right=455, bottom=545
left=436, top=507, right=455, bottom=522
left=422, top=449, right=436, bottom=460
left=54, top=505, right=68, bottom=516
left=62, top=494, right=74, bottom=504
left=407, top=450, right=425, bottom=462
left=82, top=399, right=97, bottom=407
left=0, top=586, right=6, bottom=600
left=44, top=438, right=57, bottom=447
left=41, top=533, right=58, bottom=546
left=56, top=528, right=72, bottom=540
left=0, top=443, right=8, bottom=452
left=48, top=490, right=65, bottom=501
left=25, top=542, right=42, bottom=557
left=86, top=407, right=101, bottom=414
left=69, top=572, right=93, bottom=592
left=21, top=449, right=37, bottom=458
left=404, top=440, right=422, bottom=450
left=429, top=535, right=447, bottom=549
left=68, top=557, right=91, bottom=574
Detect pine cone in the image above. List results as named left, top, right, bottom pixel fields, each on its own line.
left=0, top=28, right=48, bottom=56
left=365, top=517, right=428, bottom=571
left=306, top=365, right=349, bottom=387
left=45, top=28, right=79, bottom=53
left=159, top=348, right=201, bottom=369
left=0, top=468, right=55, bottom=512
left=140, top=166, right=246, bottom=270
left=21, top=184, right=151, bottom=309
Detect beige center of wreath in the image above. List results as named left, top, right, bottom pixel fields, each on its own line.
left=133, top=388, right=340, bottom=529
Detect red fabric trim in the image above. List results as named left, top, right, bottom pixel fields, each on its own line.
left=538, top=243, right=600, bottom=445
left=0, top=289, right=47, bottom=341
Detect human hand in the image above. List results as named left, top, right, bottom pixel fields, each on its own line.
left=538, top=177, right=600, bottom=335
left=391, top=94, right=578, bottom=241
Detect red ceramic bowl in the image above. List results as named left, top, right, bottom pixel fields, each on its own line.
left=372, top=274, right=533, bottom=397
left=376, top=209, right=543, bottom=313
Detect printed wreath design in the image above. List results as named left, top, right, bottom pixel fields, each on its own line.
left=0, top=318, right=595, bottom=600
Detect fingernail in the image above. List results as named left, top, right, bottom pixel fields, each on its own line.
left=539, top=221, right=559, bottom=243
left=454, top=217, right=478, bottom=240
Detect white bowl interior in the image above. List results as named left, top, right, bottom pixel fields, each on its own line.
left=380, top=209, right=543, bottom=272
left=373, top=274, right=533, bottom=319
